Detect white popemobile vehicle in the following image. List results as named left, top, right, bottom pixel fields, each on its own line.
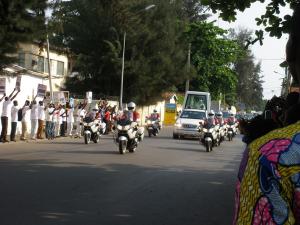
left=173, top=109, right=206, bottom=139
left=173, top=91, right=211, bottom=139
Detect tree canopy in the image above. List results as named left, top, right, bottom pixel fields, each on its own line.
left=183, top=21, right=241, bottom=104
left=0, top=0, right=48, bottom=70
left=51, top=0, right=191, bottom=104
left=201, top=0, right=299, bottom=44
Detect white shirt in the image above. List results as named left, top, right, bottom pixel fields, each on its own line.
left=46, top=107, right=55, bottom=122
left=22, top=106, right=30, bottom=122
left=2, top=100, right=12, bottom=117
left=30, top=104, right=38, bottom=120
left=77, top=109, right=86, bottom=122
left=38, top=105, right=45, bottom=120
left=67, top=108, right=74, bottom=123
left=59, top=108, right=66, bottom=123
left=53, top=109, right=60, bottom=123
left=11, top=105, right=19, bottom=122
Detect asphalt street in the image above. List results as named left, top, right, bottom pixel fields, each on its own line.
left=0, top=128, right=245, bottom=225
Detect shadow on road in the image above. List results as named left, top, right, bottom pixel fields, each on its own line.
left=0, top=158, right=237, bottom=225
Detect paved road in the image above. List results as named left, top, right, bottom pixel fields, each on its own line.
left=0, top=128, right=244, bottom=225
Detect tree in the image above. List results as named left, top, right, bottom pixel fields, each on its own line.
left=51, top=0, right=188, bottom=105
left=231, top=29, right=264, bottom=110
left=183, top=21, right=241, bottom=104
left=0, top=0, right=48, bottom=70
left=200, top=0, right=300, bottom=88
left=201, top=0, right=298, bottom=43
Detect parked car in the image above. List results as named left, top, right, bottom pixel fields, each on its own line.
left=173, top=109, right=206, bottom=139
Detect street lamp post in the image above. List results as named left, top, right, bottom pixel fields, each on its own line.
left=119, top=4, right=156, bottom=110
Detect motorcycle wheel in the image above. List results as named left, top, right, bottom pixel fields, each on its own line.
left=93, top=134, right=100, bottom=143
left=119, top=141, right=127, bottom=154
left=148, top=131, right=152, bottom=137
left=173, top=133, right=179, bottom=139
left=84, top=134, right=90, bottom=144
left=129, top=145, right=137, bottom=153
left=228, top=135, right=232, bottom=141
left=205, top=142, right=212, bottom=152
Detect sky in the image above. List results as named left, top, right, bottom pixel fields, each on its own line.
left=210, top=1, right=292, bottom=100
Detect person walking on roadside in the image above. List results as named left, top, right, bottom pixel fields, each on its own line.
left=10, top=100, right=19, bottom=142
left=20, top=100, right=30, bottom=141
left=30, top=97, right=38, bottom=140
left=0, top=88, right=20, bottom=143
left=37, top=100, right=45, bottom=139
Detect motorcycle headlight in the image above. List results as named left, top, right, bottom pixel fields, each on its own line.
left=202, top=128, right=208, bottom=132
left=209, top=128, right=214, bottom=133
left=123, top=125, right=131, bottom=130
left=117, top=125, right=122, bottom=130
left=147, top=121, right=152, bottom=125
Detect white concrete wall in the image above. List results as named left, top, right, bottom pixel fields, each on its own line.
left=136, top=101, right=165, bottom=126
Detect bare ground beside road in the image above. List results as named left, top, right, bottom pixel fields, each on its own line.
left=0, top=128, right=244, bottom=225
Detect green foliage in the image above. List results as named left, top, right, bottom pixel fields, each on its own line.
left=201, top=0, right=298, bottom=44
left=183, top=21, right=241, bottom=103
left=51, top=0, right=189, bottom=105
left=231, top=29, right=265, bottom=111
left=0, top=0, right=48, bottom=70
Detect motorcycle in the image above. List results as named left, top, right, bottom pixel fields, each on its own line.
left=227, top=122, right=237, bottom=141
left=200, top=124, right=220, bottom=152
left=145, top=117, right=160, bottom=137
left=218, top=124, right=227, bottom=144
left=83, top=117, right=102, bottom=144
left=114, top=119, right=143, bottom=154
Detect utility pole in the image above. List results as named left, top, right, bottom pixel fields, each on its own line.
left=46, top=34, right=53, bottom=102
left=120, top=31, right=126, bottom=110
left=185, top=43, right=191, bottom=93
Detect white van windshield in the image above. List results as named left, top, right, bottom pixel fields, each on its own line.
left=185, top=94, right=207, bottom=110
left=180, top=110, right=206, bottom=119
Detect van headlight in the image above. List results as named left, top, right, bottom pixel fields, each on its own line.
left=175, top=123, right=182, bottom=128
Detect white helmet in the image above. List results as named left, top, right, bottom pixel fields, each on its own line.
left=128, top=102, right=136, bottom=111
left=216, top=111, right=223, bottom=118
left=208, top=110, right=215, bottom=117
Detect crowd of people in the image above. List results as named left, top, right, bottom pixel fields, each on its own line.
left=0, top=92, right=117, bottom=143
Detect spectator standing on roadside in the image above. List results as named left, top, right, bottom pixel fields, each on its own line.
left=75, top=102, right=86, bottom=138
left=21, top=100, right=30, bottom=141
left=54, top=104, right=61, bottom=137
left=30, top=97, right=38, bottom=140
left=60, top=105, right=67, bottom=137
left=45, top=103, right=55, bottom=140
left=0, top=88, right=20, bottom=143
left=37, top=100, right=45, bottom=139
left=66, top=102, right=75, bottom=137
left=10, top=100, right=19, bottom=142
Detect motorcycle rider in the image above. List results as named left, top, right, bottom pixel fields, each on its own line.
left=227, top=112, right=237, bottom=124
left=150, top=109, right=160, bottom=120
left=204, top=110, right=217, bottom=127
left=216, top=111, right=226, bottom=142
left=150, top=109, right=161, bottom=130
left=216, top=111, right=224, bottom=125
left=126, top=102, right=144, bottom=141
